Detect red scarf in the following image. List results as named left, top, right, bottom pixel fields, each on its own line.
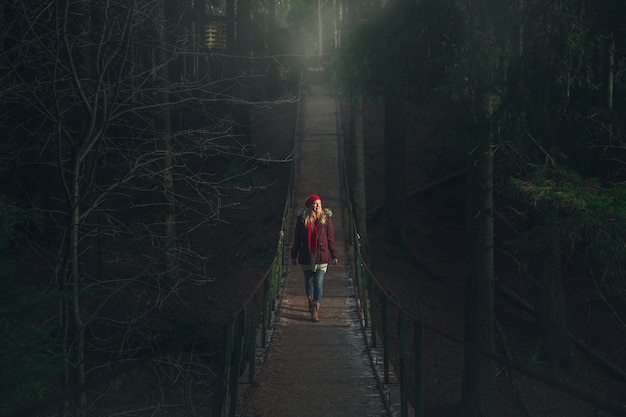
left=307, top=219, right=318, bottom=253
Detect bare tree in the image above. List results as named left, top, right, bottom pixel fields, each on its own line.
left=0, top=0, right=282, bottom=415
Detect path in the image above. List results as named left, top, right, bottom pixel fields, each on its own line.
left=239, top=85, right=389, bottom=417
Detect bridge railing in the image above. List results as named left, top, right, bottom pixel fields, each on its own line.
left=211, top=200, right=291, bottom=417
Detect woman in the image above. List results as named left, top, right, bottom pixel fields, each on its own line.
left=290, top=194, right=339, bottom=321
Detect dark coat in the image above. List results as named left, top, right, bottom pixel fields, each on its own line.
left=290, top=208, right=338, bottom=265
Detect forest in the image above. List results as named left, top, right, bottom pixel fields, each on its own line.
left=1, top=0, right=625, bottom=417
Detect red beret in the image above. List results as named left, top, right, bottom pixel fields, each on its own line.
left=305, top=194, right=321, bottom=208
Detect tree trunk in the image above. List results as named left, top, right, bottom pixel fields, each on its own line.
left=225, top=0, right=236, bottom=76
left=603, top=34, right=614, bottom=110
left=383, top=95, right=407, bottom=242
left=63, top=0, right=93, bottom=412
left=194, top=0, right=209, bottom=81
left=347, top=0, right=367, bottom=259
left=317, top=0, right=323, bottom=59
left=460, top=94, right=496, bottom=417
left=332, top=0, right=339, bottom=50
left=70, top=156, right=87, bottom=413
left=351, top=96, right=369, bottom=260
left=532, top=207, right=572, bottom=368
left=265, top=0, right=279, bottom=97
left=459, top=0, right=501, bottom=411
left=157, top=0, right=177, bottom=275
left=235, top=0, right=251, bottom=144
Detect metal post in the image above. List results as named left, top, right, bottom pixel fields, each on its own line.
left=414, top=322, right=424, bottom=417
left=382, top=296, right=389, bottom=383
left=399, top=310, right=408, bottom=417
left=212, top=321, right=234, bottom=417
left=248, top=297, right=259, bottom=383
left=229, top=311, right=246, bottom=417
left=369, top=275, right=376, bottom=348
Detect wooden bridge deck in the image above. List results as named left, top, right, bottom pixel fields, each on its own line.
left=239, top=85, right=391, bottom=417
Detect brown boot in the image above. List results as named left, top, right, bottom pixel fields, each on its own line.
left=307, top=295, right=314, bottom=314
left=311, top=302, right=320, bottom=322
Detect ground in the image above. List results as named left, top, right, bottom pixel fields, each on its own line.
left=211, top=92, right=626, bottom=416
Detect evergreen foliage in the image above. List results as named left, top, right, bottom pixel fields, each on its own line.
left=337, top=0, right=626, bottom=301
left=509, top=167, right=626, bottom=297
left=337, top=1, right=626, bottom=411
left=335, top=0, right=421, bottom=101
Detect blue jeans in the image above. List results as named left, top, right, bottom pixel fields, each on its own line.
left=304, top=268, right=325, bottom=304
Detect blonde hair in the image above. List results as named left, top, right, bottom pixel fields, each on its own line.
left=305, top=207, right=327, bottom=225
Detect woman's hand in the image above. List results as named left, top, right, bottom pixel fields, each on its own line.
left=332, top=258, right=338, bottom=265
